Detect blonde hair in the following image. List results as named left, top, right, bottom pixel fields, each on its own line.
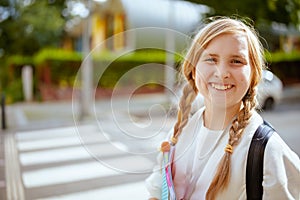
left=171, top=16, right=265, bottom=199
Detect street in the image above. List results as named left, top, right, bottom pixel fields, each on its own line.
left=2, top=93, right=300, bottom=200
left=260, top=100, right=300, bottom=156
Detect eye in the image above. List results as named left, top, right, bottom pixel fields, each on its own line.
left=231, top=59, right=242, bottom=64
left=205, top=57, right=217, bottom=63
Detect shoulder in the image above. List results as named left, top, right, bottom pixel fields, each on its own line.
left=190, top=107, right=205, bottom=122
left=240, top=110, right=264, bottom=141
left=172, top=107, right=205, bottom=154
left=263, top=132, right=300, bottom=198
left=247, top=112, right=300, bottom=198
left=264, top=122, right=299, bottom=165
left=181, top=107, right=205, bottom=133
left=265, top=132, right=300, bottom=166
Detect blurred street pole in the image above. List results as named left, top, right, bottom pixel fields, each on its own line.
left=22, top=65, right=33, bottom=102
left=165, top=0, right=176, bottom=101
left=80, top=0, right=93, bottom=119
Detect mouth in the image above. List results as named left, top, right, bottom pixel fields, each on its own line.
left=211, top=83, right=233, bottom=91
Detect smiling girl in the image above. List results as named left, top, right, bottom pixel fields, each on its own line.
left=146, top=17, right=300, bottom=200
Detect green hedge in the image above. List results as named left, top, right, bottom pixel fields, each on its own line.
left=34, top=48, right=82, bottom=64
left=6, top=55, right=34, bottom=66
left=265, top=51, right=300, bottom=63
left=265, top=51, right=300, bottom=85
left=37, top=48, right=182, bottom=87
left=1, top=48, right=184, bottom=102
left=2, top=48, right=300, bottom=102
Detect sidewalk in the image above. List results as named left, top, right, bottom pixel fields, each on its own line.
left=4, top=93, right=170, bottom=132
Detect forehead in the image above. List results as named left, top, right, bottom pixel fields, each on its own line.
left=203, top=33, right=249, bottom=57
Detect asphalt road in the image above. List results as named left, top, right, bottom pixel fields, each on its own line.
left=260, top=100, right=300, bottom=156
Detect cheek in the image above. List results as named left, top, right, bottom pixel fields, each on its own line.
left=194, top=65, right=210, bottom=91
left=238, top=67, right=252, bottom=90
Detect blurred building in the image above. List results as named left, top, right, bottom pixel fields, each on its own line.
left=271, top=23, right=300, bottom=52
left=64, top=0, right=210, bottom=53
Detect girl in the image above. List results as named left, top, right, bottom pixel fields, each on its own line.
left=145, top=17, right=300, bottom=200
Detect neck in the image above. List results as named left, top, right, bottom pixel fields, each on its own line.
left=203, top=102, right=242, bottom=130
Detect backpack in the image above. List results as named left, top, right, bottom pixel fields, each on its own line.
left=246, top=120, right=275, bottom=200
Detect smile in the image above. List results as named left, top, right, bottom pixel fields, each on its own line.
left=211, top=83, right=233, bottom=90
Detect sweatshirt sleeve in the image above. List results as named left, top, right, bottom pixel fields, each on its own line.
left=263, top=132, right=300, bottom=200
left=145, top=151, right=163, bottom=200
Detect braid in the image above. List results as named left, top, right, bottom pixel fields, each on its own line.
left=171, top=83, right=197, bottom=144
left=206, top=87, right=257, bottom=200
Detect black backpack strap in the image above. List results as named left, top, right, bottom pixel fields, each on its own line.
left=246, top=120, right=275, bottom=200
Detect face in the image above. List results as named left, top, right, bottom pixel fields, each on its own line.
left=194, top=33, right=252, bottom=110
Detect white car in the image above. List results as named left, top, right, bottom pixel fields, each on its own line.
left=171, top=70, right=283, bottom=113
left=256, top=70, right=283, bottom=110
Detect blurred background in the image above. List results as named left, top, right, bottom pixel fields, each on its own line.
left=0, top=0, right=300, bottom=199
left=0, top=0, right=300, bottom=104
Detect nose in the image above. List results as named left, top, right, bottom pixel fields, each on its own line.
left=215, top=63, right=230, bottom=79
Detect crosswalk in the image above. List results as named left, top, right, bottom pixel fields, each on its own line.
left=4, top=117, right=174, bottom=200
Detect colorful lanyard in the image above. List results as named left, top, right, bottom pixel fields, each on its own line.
left=161, top=144, right=176, bottom=200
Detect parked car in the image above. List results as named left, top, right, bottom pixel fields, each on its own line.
left=171, top=70, right=283, bottom=113
left=256, top=70, right=283, bottom=110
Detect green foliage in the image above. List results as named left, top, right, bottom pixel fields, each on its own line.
left=184, top=0, right=300, bottom=53
left=186, top=0, right=300, bottom=26
left=266, top=51, right=300, bottom=63
left=92, top=49, right=183, bottom=63
left=6, top=55, right=34, bottom=66
left=265, top=51, right=300, bottom=84
left=91, top=49, right=181, bottom=89
left=3, top=78, right=24, bottom=104
left=2, top=47, right=300, bottom=102
left=21, top=1, right=65, bottom=45
left=0, top=0, right=66, bottom=56
left=34, top=48, right=82, bottom=64
left=0, top=48, right=178, bottom=102
left=97, top=60, right=165, bottom=89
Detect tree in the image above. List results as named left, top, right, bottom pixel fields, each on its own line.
left=185, top=0, right=300, bottom=26
left=0, top=0, right=67, bottom=56
left=185, top=0, right=300, bottom=51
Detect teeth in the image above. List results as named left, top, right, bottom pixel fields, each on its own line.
left=211, top=83, right=232, bottom=90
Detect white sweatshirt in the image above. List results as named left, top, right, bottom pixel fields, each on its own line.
left=145, top=107, right=300, bottom=200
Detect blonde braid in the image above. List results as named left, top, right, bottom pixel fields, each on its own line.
left=206, top=87, right=257, bottom=200
left=171, top=83, right=197, bottom=144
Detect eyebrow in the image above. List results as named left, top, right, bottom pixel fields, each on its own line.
left=231, top=54, right=247, bottom=60
left=202, top=53, right=218, bottom=57
left=203, top=52, right=247, bottom=59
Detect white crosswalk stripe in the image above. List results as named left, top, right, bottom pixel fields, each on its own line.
left=41, top=181, right=148, bottom=200
left=6, top=122, right=170, bottom=200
